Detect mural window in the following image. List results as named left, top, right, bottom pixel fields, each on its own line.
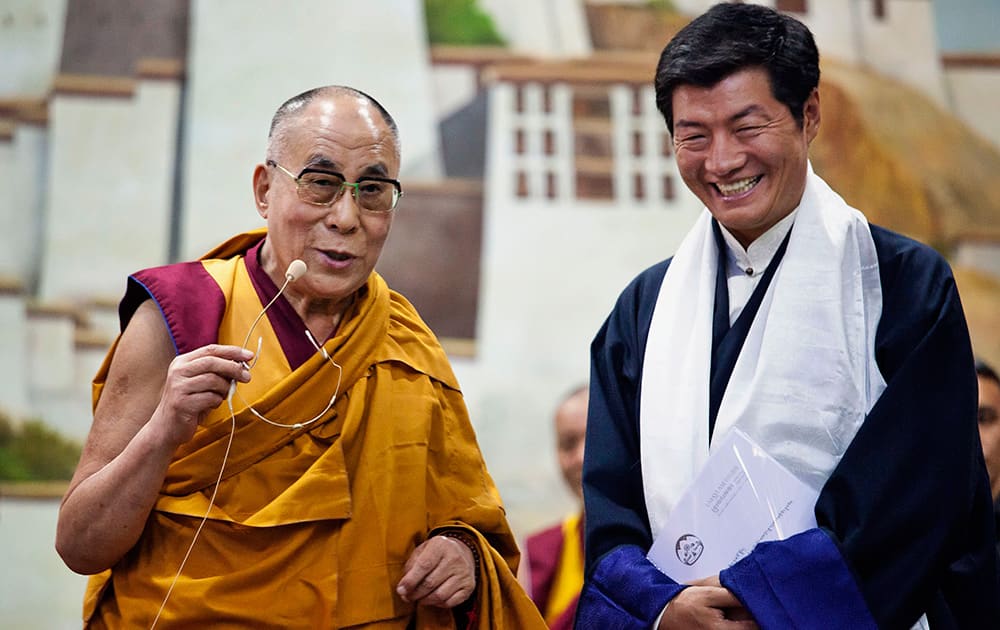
left=632, top=86, right=643, bottom=116
left=544, top=129, right=555, bottom=155
left=663, top=175, right=675, bottom=202
left=516, top=171, right=528, bottom=198
left=634, top=173, right=645, bottom=200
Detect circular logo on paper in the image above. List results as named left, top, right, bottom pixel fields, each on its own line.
left=675, top=534, right=704, bottom=566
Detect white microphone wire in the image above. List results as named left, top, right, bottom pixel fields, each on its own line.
left=148, top=410, right=235, bottom=630
left=149, top=260, right=303, bottom=628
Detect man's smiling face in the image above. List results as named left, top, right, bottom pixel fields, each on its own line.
left=671, top=66, right=820, bottom=248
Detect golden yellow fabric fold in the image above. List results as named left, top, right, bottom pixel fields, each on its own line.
left=543, top=512, right=585, bottom=625
left=82, top=231, right=544, bottom=629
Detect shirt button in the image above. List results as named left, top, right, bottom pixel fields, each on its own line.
left=745, top=267, right=754, bottom=276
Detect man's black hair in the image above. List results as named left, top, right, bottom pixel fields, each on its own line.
left=977, top=359, right=1000, bottom=387
left=654, top=2, right=820, bottom=134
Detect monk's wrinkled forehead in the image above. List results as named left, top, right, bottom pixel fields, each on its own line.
left=271, top=90, right=400, bottom=170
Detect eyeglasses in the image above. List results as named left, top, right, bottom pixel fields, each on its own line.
left=267, top=160, right=403, bottom=213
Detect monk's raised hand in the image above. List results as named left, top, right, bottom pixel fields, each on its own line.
left=396, top=534, right=476, bottom=608
left=152, top=344, right=253, bottom=447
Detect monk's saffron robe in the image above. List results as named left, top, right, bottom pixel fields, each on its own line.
left=82, top=230, right=545, bottom=629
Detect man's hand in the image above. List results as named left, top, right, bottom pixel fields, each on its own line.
left=658, top=585, right=759, bottom=630
left=56, top=304, right=255, bottom=575
left=396, top=535, right=476, bottom=608
left=152, top=344, right=253, bottom=448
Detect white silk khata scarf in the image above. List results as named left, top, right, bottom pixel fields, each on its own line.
left=639, top=166, right=887, bottom=539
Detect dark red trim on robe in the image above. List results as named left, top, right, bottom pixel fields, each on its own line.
left=120, top=239, right=318, bottom=370
left=123, top=262, right=225, bottom=355
left=243, top=240, right=318, bottom=370
left=526, top=522, right=563, bottom=611
left=526, top=517, right=583, bottom=630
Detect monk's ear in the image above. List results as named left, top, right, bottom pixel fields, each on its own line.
left=803, top=88, right=821, bottom=144
left=253, top=164, right=271, bottom=218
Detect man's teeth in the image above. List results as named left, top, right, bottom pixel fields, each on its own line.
left=717, top=176, right=760, bottom=196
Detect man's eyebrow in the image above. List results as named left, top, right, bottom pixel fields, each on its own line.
left=675, top=104, right=768, bottom=131
left=358, top=163, right=390, bottom=178
left=730, top=104, right=766, bottom=123
left=303, top=155, right=342, bottom=172
left=674, top=119, right=705, bottom=131
left=302, top=155, right=390, bottom=178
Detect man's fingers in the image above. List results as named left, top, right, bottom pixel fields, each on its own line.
left=397, top=544, right=433, bottom=601
left=396, top=537, right=475, bottom=607
left=696, top=586, right=742, bottom=609
left=688, top=574, right=722, bottom=587
left=404, top=555, right=455, bottom=602
left=444, top=572, right=476, bottom=608
left=424, top=574, right=473, bottom=608
left=191, top=344, right=255, bottom=363
left=171, top=345, right=254, bottom=382
left=411, top=566, right=446, bottom=601
left=403, top=570, right=473, bottom=608
left=174, top=353, right=252, bottom=383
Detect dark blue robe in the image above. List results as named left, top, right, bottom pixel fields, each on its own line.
left=578, top=225, right=1000, bottom=629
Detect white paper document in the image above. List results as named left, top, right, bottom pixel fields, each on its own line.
left=647, top=428, right=820, bottom=582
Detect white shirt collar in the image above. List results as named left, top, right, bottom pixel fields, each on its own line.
left=718, top=208, right=799, bottom=277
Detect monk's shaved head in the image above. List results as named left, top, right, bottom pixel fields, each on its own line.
left=266, top=85, right=400, bottom=162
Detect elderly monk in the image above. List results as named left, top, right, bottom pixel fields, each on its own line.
left=55, top=85, right=545, bottom=629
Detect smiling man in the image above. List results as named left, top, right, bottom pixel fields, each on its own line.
left=56, top=86, right=544, bottom=629
left=576, top=4, right=1000, bottom=629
